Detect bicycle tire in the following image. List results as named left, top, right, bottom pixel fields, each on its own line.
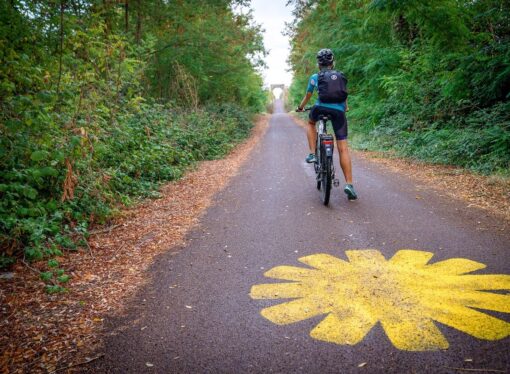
left=315, top=141, right=321, bottom=190
left=321, top=156, right=332, bottom=205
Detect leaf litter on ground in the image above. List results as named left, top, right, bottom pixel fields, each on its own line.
left=0, top=115, right=269, bottom=373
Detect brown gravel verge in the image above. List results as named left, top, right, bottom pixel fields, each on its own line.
left=0, top=115, right=269, bottom=374
left=291, top=113, right=510, bottom=223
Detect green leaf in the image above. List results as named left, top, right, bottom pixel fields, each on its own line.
left=57, top=274, right=70, bottom=283
left=46, top=200, right=58, bottom=212
left=54, top=152, right=65, bottom=162
left=5, top=119, right=22, bottom=131
left=23, top=187, right=38, bottom=200
left=40, top=271, right=53, bottom=281
left=0, top=255, right=16, bottom=269
left=31, top=150, right=49, bottom=162
left=39, top=167, right=58, bottom=177
left=24, top=247, right=43, bottom=261
left=47, top=259, right=59, bottom=268
left=45, top=285, right=67, bottom=294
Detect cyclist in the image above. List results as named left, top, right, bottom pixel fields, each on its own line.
left=296, top=48, right=357, bottom=200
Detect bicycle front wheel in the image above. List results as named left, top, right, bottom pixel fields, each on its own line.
left=321, top=156, right=332, bottom=205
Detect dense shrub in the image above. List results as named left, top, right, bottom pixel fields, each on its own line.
left=287, top=0, right=510, bottom=176
left=0, top=1, right=266, bottom=272
left=0, top=102, right=253, bottom=267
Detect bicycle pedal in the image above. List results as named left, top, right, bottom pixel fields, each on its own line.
left=333, top=179, right=340, bottom=187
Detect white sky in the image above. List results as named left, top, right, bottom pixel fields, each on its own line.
left=249, top=0, right=294, bottom=88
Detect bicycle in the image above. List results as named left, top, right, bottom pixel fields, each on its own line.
left=304, top=107, right=340, bottom=205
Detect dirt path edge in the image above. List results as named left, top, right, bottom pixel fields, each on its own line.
left=0, top=114, right=270, bottom=374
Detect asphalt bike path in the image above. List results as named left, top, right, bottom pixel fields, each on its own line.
left=91, top=102, right=510, bottom=373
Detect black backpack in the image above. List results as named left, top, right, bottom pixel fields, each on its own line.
left=317, top=70, right=348, bottom=103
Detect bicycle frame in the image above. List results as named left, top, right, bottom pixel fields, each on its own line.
left=302, top=107, right=339, bottom=205
left=314, top=115, right=338, bottom=205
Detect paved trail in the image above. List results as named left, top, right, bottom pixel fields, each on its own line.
left=91, top=102, right=509, bottom=373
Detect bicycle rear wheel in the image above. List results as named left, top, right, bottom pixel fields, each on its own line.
left=315, top=142, right=321, bottom=190
left=321, top=156, right=332, bottom=205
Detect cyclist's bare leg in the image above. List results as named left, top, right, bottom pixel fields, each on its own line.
left=337, top=139, right=353, bottom=184
left=307, top=120, right=317, bottom=153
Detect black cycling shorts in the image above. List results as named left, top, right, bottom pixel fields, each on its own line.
left=309, top=105, right=348, bottom=140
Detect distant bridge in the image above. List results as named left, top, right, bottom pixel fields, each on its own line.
left=269, top=84, right=287, bottom=101
left=270, top=84, right=285, bottom=92
left=268, top=84, right=288, bottom=112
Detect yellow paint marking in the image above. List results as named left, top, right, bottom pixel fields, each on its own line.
left=249, top=249, right=510, bottom=351
left=346, top=249, right=386, bottom=266
left=298, top=253, right=350, bottom=271
left=260, top=298, right=330, bottom=325
left=425, top=258, right=487, bottom=274
left=310, top=308, right=377, bottom=346
left=264, top=265, right=318, bottom=281
left=381, top=317, right=448, bottom=350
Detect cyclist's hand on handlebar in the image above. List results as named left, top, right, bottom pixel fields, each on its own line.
left=297, top=107, right=312, bottom=112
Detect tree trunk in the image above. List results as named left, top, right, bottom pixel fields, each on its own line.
left=135, top=0, right=141, bottom=44
left=124, top=0, right=129, bottom=33
left=102, top=0, right=112, bottom=34
left=56, top=0, right=65, bottom=96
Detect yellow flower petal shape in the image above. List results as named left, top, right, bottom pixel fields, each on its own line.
left=310, top=308, right=377, bottom=346
left=249, top=249, right=510, bottom=351
left=431, top=304, right=510, bottom=340
left=264, top=265, right=318, bottom=281
left=298, top=253, right=350, bottom=272
left=390, top=249, right=434, bottom=267
left=346, top=249, right=387, bottom=266
left=425, top=258, right=487, bottom=274
left=455, top=274, right=510, bottom=290
left=260, top=298, right=330, bottom=325
left=381, top=317, right=449, bottom=351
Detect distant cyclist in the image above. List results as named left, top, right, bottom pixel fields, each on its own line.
left=296, top=48, right=357, bottom=200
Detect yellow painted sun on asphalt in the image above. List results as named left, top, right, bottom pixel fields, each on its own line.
left=249, top=249, right=510, bottom=351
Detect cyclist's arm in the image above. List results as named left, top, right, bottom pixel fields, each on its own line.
left=298, top=92, right=313, bottom=111
left=297, top=74, right=317, bottom=111
left=345, top=98, right=349, bottom=112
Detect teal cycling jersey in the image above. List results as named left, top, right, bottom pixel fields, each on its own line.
left=306, top=73, right=346, bottom=112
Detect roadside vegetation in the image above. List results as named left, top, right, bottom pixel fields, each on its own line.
left=0, top=0, right=267, bottom=284
left=287, top=0, right=510, bottom=176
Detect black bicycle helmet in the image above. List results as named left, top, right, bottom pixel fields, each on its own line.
left=316, top=48, right=334, bottom=66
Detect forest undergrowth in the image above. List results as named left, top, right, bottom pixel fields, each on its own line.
left=0, top=0, right=268, bottom=287
left=287, top=0, right=509, bottom=177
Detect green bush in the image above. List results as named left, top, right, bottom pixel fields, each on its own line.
left=287, top=0, right=510, bottom=177
left=0, top=1, right=266, bottom=275
left=350, top=100, right=510, bottom=175
left=0, top=102, right=253, bottom=267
